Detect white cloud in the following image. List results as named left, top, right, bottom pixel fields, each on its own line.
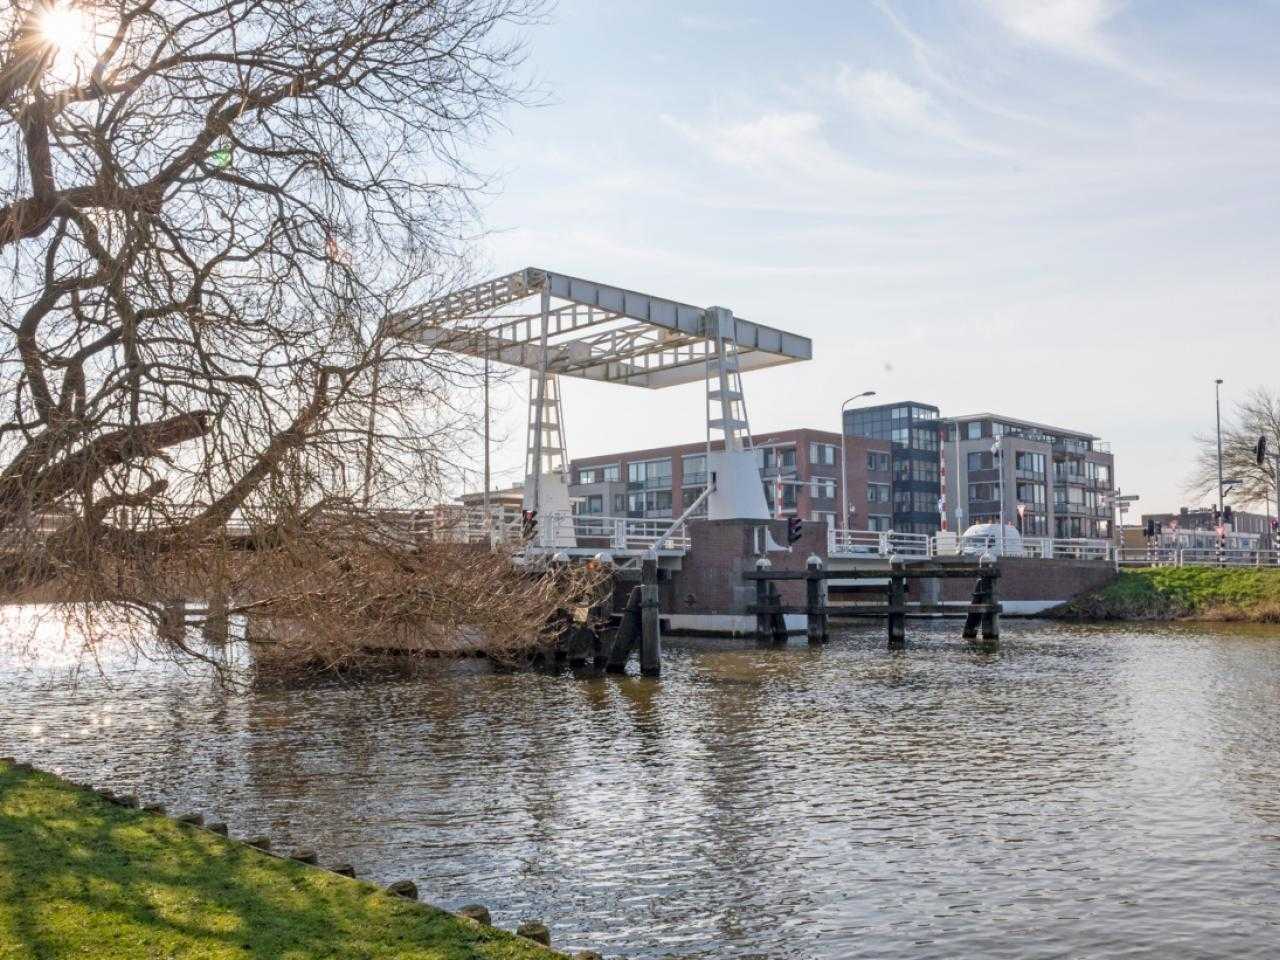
left=661, top=111, right=883, bottom=186
left=981, top=0, right=1119, bottom=60
left=836, top=68, right=936, bottom=130
left=835, top=66, right=1010, bottom=155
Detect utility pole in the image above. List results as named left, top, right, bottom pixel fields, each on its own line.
left=1215, top=378, right=1225, bottom=564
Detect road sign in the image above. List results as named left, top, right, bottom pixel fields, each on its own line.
left=1117, top=494, right=1140, bottom=502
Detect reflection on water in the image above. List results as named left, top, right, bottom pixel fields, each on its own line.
left=3, top=616, right=1280, bottom=958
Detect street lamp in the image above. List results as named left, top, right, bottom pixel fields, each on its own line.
left=840, top=390, right=877, bottom=533
left=1215, top=378, right=1225, bottom=520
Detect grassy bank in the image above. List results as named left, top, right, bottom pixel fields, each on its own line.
left=1052, top=567, right=1280, bottom=622
left=0, top=761, right=562, bottom=960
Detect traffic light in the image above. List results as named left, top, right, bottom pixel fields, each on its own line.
left=786, top=516, right=803, bottom=544
left=1257, top=435, right=1268, bottom=467
left=521, top=509, right=538, bottom=542
left=1144, top=519, right=1155, bottom=538
left=1223, top=505, right=1234, bottom=525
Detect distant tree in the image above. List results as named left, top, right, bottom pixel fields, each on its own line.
left=0, top=0, right=573, bottom=665
left=1187, top=387, right=1280, bottom=512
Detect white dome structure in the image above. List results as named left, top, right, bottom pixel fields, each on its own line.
left=960, top=522, right=1025, bottom=557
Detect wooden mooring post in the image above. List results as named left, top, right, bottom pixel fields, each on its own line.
left=639, top=554, right=662, bottom=677
left=607, top=554, right=663, bottom=676
left=806, top=555, right=828, bottom=644
left=887, top=567, right=906, bottom=649
left=961, top=570, right=1001, bottom=641
left=754, top=558, right=772, bottom=645
left=606, top=586, right=642, bottom=674
left=746, top=561, right=1002, bottom=649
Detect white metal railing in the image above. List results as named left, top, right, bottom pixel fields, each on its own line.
left=425, top=509, right=1280, bottom=567
left=562, top=513, right=691, bottom=550
left=828, top=528, right=931, bottom=558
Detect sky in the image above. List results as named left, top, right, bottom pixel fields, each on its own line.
left=463, top=0, right=1280, bottom=515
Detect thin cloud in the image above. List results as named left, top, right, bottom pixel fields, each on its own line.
left=660, top=110, right=904, bottom=188
left=981, top=0, right=1120, bottom=60
left=835, top=66, right=1012, bottom=155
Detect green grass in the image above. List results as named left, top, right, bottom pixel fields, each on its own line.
left=1054, top=566, right=1280, bottom=621
left=0, top=762, right=563, bottom=960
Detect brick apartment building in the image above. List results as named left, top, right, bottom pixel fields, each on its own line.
left=941, top=413, right=1116, bottom=540
left=567, top=428, right=892, bottom=527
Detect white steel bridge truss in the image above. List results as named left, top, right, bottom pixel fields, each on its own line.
left=389, top=268, right=813, bottom=546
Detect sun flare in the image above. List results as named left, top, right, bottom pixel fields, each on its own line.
left=39, top=3, right=88, bottom=52
left=36, top=2, right=102, bottom=84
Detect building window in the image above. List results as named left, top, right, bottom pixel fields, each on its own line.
left=867, top=515, right=892, bottom=531
left=612, top=493, right=626, bottom=513
left=1016, top=482, right=1046, bottom=505
left=627, top=489, right=673, bottom=517
left=1015, top=452, right=1045, bottom=475
left=763, top=481, right=797, bottom=512
left=891, top=427, right=909, bottom=447
left=628, top=458, right=671, bottom=489
left=810, top=510, right=836, bottom=525
left=967, top=451, right=992, bottom=471
left=912, top=460, right=938, bottom=483
left=866, top=452, right=890, bottom=472
left=602, top=464, right=620, bottom=482
left=868, top=482, right=891, bottom=503
left=808, top=441, right=836, bottom=465
left=682, top=454, right=707, bottom=486
left=810, top=478, right=836, bottom=500
left=969, top=483, right=997, bottom=502
left=577, top=468, right=597, bottom=485
left=1022, top=514, right=1048, bottom=536
left=967, top=421, right=982, bottom=440
left=911, top=429, right=939, bottom=452
left=580, top=495, right=603, bottom=514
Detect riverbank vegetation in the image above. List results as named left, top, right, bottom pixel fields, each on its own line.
left=0, top=761, right=562, bottom=959
left=1052, top=567, right=1280, bottom=622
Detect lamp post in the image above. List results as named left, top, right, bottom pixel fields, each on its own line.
left=840, top=390, right=877, bottom=533
left=992, top=437, right=1005, bottom=555
left=1215, top=378, right=1225, bottom=563
left=1215, top=378, right=1225, bottom=519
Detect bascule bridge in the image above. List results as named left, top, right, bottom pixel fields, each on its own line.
left=390, top=268, right=812, bottom=553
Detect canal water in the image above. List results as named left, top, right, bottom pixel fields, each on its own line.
left=3, top=615, right=1279, bottom=958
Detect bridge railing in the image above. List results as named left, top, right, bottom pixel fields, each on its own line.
left=564, top=514, right=691, bottom=551
left=828, top=528, right=932, bottom=558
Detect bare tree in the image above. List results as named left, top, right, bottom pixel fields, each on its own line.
left=0, top=0, right=577, bottom=664
left=1187, top=387, right=1280, bottom=513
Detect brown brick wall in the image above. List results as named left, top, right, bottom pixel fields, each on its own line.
left=935, top=557, right=1117, bottom=603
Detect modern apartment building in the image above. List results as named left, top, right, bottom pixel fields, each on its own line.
left=567, top=428, right=892, bottom=527
left=843, top=401, right=942, bottom=534
left=940, top=413, right=1115, bottom=540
